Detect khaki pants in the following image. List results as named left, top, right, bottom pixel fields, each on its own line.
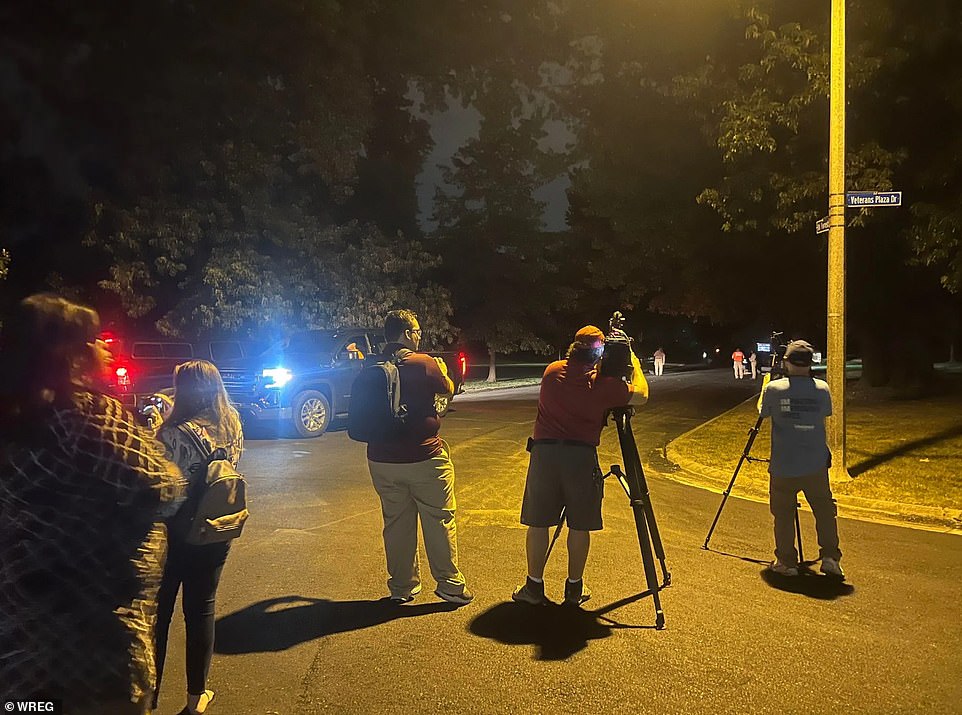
left=769, top=470, right=842, bottom=565
left=368, top=444, right=466, bottom=598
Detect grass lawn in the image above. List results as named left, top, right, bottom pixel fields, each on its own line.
left=667, top=372, right=962, bottom=522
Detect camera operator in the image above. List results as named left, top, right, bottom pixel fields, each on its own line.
left=758, top=340, right=844, bottom=579
left=512, top=325, right=648, bottom=606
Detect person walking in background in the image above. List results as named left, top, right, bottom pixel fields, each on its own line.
left=365, top=309, right=473, bottom=606
left=653, top=347, right=666, bottom=376
left=154, top=360, right=245, bottom=715
left=758, top=340, right=844, bottom=579
left=512, top=325, right=648, bottom=607
left=749, top=350, right=758, bottom=380
left=732, top=348, right=746, bottom=379
left=0, top=294, right=183, bottom=715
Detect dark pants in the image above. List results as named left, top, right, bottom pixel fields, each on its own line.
left=153, top=538, right=230, bottom=707
left=769, top=470, right=842, bottom=566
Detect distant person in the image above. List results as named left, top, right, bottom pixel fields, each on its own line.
left=653, top=347, right=666, bottom=376
left=732, top=348, right=746, bottom=379
left=757, top=340, right=843, bottom=579
left=749, top=350, right=758, bottom=380
left=365, top=309, right=472, bottom=605
left=153, top=360, right=245, bottom=715
left=0, top=294, right=182, bottom=715
left=512, top=325, right=649, bottom=607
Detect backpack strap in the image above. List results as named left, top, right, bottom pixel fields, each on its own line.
left=177, top=421, right=212, bottom=459
left=391, top=347, right=413, bottom=365
left=175, top=422, right=218, bottom=500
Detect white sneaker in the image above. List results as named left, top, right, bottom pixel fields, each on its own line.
left=769, top=560, right=799, bottom=577
left=820, top=557, right=845, bottom=579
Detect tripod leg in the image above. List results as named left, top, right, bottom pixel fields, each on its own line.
left=544, top=507, right=566, bottom=562
left=613, top=411, right=666, bottom=629
left=616, top=474, right=671, bottom=588
left=794, top=503, right=804, bottom=565
left=617, top=425, right=672, bottom=586
left=704, top=412, right=766, bottom=549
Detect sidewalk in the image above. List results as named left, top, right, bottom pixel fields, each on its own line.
left=666, top=369, right=962, bottom=534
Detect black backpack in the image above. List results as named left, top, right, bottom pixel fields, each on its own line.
left=170, top=422, right=249, bottom=545
left=347, top=348, right=412, bottom=443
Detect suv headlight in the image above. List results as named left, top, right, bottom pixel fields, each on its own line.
left=262, top=367, right=293, bottom=389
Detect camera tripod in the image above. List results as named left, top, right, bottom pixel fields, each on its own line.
left=545, top=405, right=671, bottom=629
left=702, top=410, right=806, bottom=562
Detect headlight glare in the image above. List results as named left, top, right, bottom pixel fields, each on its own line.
left=262, top=367, right=293, bottom=388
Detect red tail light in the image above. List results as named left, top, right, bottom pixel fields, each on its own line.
left=458, top=351, right=467, bottom=379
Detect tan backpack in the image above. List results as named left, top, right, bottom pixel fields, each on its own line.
left=173, top=422, right=249, bottom=545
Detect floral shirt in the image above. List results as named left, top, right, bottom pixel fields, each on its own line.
left=0, top=392, right=183, bottom=708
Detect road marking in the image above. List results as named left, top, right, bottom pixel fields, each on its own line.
left=304, top=507, right=381, bottom=530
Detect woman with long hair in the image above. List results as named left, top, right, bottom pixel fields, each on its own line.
left=0, top=293, right=182, bottom=715
left=154, top=359, right=243, bottom=715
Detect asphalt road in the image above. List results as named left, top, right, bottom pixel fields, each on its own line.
left=155, top=369, right=962, bottom=715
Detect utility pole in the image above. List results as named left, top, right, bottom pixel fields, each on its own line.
left=827, top=0, right=849, bottom=480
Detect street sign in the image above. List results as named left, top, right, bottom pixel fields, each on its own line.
left=846, top=191, right=902, bottom=208
left=816, top=216, right=830, bottom=234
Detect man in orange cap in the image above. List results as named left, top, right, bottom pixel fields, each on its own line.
left=512, top=324, right=648, bottom=606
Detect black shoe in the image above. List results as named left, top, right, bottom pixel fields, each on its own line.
left=563, top=578, right=591, bottom=606
left=435, top=587, right=474, bottom=606
left=512, top=577, right=549, bottom=605
left=389, top=583, right=423, bottom=604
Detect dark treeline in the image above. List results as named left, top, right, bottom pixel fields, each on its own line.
left=1, top=0, right=959, bottom=386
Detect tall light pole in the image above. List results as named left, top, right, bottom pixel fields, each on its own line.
left=827, top=0, right=849, bottom=480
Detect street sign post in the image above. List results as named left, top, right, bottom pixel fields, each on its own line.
left=846, top=191, right=902, bottom=208
left=816, top=216, right=830, bottom=234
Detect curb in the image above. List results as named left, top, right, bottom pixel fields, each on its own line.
left=663, top=399, right=962, bottom=536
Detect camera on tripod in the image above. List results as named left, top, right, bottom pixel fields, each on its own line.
left=599, top=311, right=635, bottom=379
left=757, top=331, right=788, bottom=378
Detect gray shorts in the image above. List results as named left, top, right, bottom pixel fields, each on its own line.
left=520, top=443, right=604, bottom=531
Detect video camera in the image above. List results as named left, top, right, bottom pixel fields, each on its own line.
left=599, top=311, right=635, bottom=379
left=756, top=331, right=788, bottom=378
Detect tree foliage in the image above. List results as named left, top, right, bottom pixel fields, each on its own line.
left=2, top=0, right=451, bottom=340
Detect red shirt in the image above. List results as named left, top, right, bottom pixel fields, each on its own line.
left=532, top=358, right=632, bottom=446
left=732, top=351, right=744, bottom=362
left=367, top=346, right=449, bottom=464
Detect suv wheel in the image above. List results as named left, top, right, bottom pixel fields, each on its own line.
left=435, top=393, right=451, bottom=417
left=291, top=390, right=331, bottom=438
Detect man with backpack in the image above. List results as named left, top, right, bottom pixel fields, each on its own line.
left=356, top=309, right=472, bottom=605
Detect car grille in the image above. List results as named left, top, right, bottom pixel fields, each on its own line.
left=219, top=369, right=256, bottom=401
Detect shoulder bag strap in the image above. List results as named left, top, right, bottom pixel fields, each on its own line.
left=176, top=421, right=216, bottom=499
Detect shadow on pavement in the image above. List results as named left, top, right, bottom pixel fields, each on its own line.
left=214, top=595, right=457, bottom=653
left=760, top=569, right=855, bottom=600
left=469, top=602, right=615, bottom=660
left=849, top=423, right=962, bottom=476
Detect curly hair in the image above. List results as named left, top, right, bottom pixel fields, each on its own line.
left=0, top=294, right=102, bottom=431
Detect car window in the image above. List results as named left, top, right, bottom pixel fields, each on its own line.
left=210, top=341, right=243, bottom=361
left=242, top=341, right=268, bottom=357
left=287, top=331, right=335, bottom=353
left=366, top=333, right=386, bottom=356
left=132, top=342, right=164, bottom=358
left=163, top=343, right=193, bottom=359
left=336, top=339, right=367, bottom=362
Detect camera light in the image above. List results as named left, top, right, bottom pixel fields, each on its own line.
left=262, top=367, right=293, bottom=388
